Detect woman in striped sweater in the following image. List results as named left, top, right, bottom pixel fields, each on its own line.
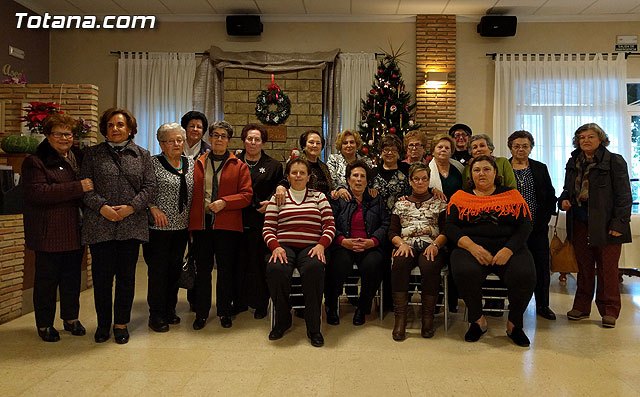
left=263, top=158, right=336, bottom=347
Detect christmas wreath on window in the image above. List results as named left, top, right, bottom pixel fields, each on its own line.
left=255, top=75, right=290, bottom=125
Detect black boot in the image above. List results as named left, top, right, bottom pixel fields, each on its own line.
left=392, top=292, right=408, bottom=341
left=421, top=294, right=437, bottom=338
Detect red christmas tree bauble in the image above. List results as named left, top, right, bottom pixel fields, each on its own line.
left=362, top=146, right=369, bottom=155
left=389, top=127, right=396, bottom=134
left=392, top=73, right=398, bottom=78
left=370, top=89, right=376, bottom=95
left=375, top=113, right=380, bottom=119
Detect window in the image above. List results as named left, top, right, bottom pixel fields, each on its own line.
left=627, top=81, right=640, bottom=213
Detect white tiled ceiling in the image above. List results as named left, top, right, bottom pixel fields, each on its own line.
left=14, top=0, right=640, bottom=21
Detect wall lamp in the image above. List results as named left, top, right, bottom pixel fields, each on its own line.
left=425, top=71, right=448, bottom=88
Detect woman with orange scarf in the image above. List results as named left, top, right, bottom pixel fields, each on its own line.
left=445, top=155, right=536, bottom=347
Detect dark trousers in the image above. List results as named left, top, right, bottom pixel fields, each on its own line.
left=142, top=229, right=188, bottom=320
left=33, top=249, right=83, bottom=328
left=90, top=239, right=140, bottom=328
left=571, top=221, right=622, bottom=318
left=527, top=227, right=551, bottom=308
left=266, top=245, right=325, bottom=333
left=325, top=246, right=383, bottom=314
left=192, top=229, right=242, bottom=319
left=239, top=227, right=269, bottom=312
left=451, top=247, right=536, bottom=328
left=391, top=249, right=444, bottom=297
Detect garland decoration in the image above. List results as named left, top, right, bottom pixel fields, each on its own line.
left=255, top=74, right=291, bottom=125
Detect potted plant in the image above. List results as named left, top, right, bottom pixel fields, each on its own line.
left=1, top=102, right=63, bottom=154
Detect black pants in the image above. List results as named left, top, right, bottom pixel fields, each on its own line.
left=192, top=229, right=242, bottom=319
left=528, top=227, right=551, bottom=308
left=391, top=249, right=444, bottom=296
left=266, top=245, right=325, bottom=333
left=239, top=227, right=269, bottom=312
left=33, top=249, right=83, bottom=328
left=451, top=247, right=536, bottom=329
left=325, top=246, right=383, bottom=314
left=142, top=229, right=188, bottom=321
left=90, top=239, right=140, bottom=328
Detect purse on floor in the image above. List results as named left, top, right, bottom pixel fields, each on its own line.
left=178, top=238, right=196, bottom=290
left=549, top=215, right=579, bottom=274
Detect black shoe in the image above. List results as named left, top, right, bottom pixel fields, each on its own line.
left=37, top=327, right=60, bottom=342
left=148, top=318, right=169, bottom=333
left=113, top=327, right=129, bottom=344
left=352, top=308, right=366, bottom=326
left=507, top=327, right=531, bottom=347
left=307, top=331, right=324, bottom=347
left=268, top=320, right=292, bottom=341
left=220, top=316, right=232, bottom=328
left=193, top=317, right=207, bottom=330
left=63, top=320, right=86, bottom=336
left=167, top=314, right=181, bottom=325
left=94, top=327, right=110, bottom=343
left=253, top=308, right=268, bottom=320
left=294, top=308, right=305, bottom=319
left=536, top=306, right=557, bottom=321
left=464, top=323, right=487, bottom=342
left=326, top=308, right=340, bottom=325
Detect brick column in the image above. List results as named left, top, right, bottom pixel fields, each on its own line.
left=415, top=15, right=457, bottom=140
left=0, top=215, right=25, bottom=323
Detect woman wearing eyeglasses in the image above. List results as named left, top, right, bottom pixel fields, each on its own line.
left=403, top=130, right=430, bottom=165
left=188, top=121, right=252, bottom=331
left=22, top=113, right=93, bottom=342
left=143, top=123, right=194, bottom=332
left=507, top=130, right=557, bottom=321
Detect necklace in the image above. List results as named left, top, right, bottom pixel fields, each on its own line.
left=514, top=167, right=529, bottom=188
left=245, top=158, right=259, bottom=170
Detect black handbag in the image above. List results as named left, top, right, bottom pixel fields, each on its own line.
left=178, top=238, right=196, bottom=289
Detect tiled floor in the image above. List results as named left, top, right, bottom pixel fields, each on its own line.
left=1, top=262, right=640, bottom=396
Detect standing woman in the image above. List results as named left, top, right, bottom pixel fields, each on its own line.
left=22, top=113, right=93, bottom=342
left=508, top=130, right=557, bottom=320
left=403, top=130, right=429, bottom=165
left=189, top=121, right=252, bottom=330
left=143, top=123, right=194, bottom=332
left=326, top=129, right=373, bottom=190
left=559, top=123, right=632, bottom=328
left=372, top=134, right=411, bottom=213
left=463, top=134, right=517, bottom=189
left=81, top=108, right=156, bottom=344
left=181, top=111, right=211, bottom=159
left=237, top=123, right=283, bottom=319
left=428, top=134, right=464, bottom=200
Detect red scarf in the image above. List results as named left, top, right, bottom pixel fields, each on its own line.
left=447, top=189, right=531, bottom=221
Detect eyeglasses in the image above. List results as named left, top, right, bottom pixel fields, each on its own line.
left=210, top=133, right=228, bottom=140
left=160, top=138, right=185, bottom=145
left=382, top=148, right=398, bottom=154
left=51, top=132, right=73, bottom=139
left=512, top=144, right=530, bottom=150
left=407, top=143, right=423, bottom=149
left=411, top=177, right=429, bottom=183
left=453, top=133, right=468, bottom=139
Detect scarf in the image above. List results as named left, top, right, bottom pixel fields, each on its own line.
left=447, top=189, right=531, bottom=221
left=574, top=152, right=597, bottom=205
left=157, top=154, right=189, bottom=213
left=428, top=158, right=464, bottom=192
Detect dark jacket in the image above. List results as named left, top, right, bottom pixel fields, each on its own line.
left=558, top=145, right=632, bottom=246
left=509, top=157, right=557, bottom=233
left=81, top=141, right=156, bottom=245
left=330, top=189, right=390, bottom=245
left=22, top=140, right=85, bottom=252
left=237, top=150, right=283, bottom=229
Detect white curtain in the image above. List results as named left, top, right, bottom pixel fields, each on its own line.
left=493, top=53, right=628, bottom=191
left=117, top=52, right=196, bottom=154
left=338, top=53, right=378, bottom=137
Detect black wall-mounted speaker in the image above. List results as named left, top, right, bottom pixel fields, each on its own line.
left=226, top=15, right=263, bottom=36
left=477, top=15, right=517, bottom=37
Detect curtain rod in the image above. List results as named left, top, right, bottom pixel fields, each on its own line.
left=109, top=51, right=209, bottom=56
left=486, top=52, right=640, bottom=60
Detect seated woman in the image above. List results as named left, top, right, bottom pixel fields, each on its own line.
left=325, top=160, right=389, bottom=326
left=263, top=158, right=336, bottom=347
left=389, top=163, right=447, bottom=341
left=445, top=155, right=536, bottom=347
